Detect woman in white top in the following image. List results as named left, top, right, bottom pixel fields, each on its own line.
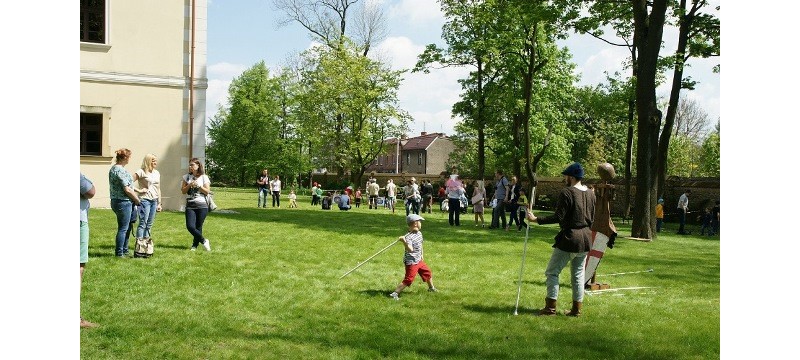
left=270, top=175, right=282, bottom=207
left=133, top=154, right=161, bottom=241
left=181, top=158, right=212, bottom=251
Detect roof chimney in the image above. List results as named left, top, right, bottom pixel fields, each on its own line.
left=421, top=131, right=427, bottom=136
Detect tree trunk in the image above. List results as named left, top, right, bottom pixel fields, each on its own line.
left=657, top=0, right=694, bottom=199
left=624, top=99, right=634, bottom=221
left=624, top=43, right=637, bottom=225
left=630, top=0, right=668, bottom=239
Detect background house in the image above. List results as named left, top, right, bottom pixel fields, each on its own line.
left=80, top=0, right=208, bottom=210
left=365, top=132, right=455, bottom=175
left=366, top=137, right=402, bottom=173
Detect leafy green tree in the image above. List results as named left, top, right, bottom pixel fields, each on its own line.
left=572, top=0, right=641, bottom=220
left=697, top=121, right=720, bottom=176
left=415, top=0, right=499, bottom=180
left=656, top=0, right=720, bottom=197
left=568, top=82, right=630, bottom=176
left=206, top=62, right=305, bottom=186
left=419, top=0, right=580, bottom=195
left=572, top=0, right=718, bottom=238
left=492, top=0, right=580, bottom=188
left=666, top=135, right=696, bottom=177
left=206, top=62, right=281, bottom=185
left=296, top=41, right=409, bottom=187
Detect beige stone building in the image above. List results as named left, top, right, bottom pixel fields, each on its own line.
left=80, top=0, right=208, bottom=210
left=365, top=132, right=455, bottom=175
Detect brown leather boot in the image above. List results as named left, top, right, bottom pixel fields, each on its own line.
left=564, top=301, right=582, bottom=317
left=537, top=298, right=557, bottom=316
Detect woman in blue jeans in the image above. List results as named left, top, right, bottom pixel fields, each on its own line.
left=133, top=154, right=162, bottom=241
left=108, top=148, right=141, bottom=257
left=181, top=158, right=212, bottom=251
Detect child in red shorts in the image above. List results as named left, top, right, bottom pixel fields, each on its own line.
left=389, top=214, right=437, bottom=300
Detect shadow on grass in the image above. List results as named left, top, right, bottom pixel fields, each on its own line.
left=462, top=303, right=519, bottom=315
left=88, top=251, right=117, bottom=258
left=357, top=289, right=390, bottom=297
left=153, top=244, right=192, bottom=250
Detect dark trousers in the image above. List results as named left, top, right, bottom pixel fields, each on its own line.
left=678, top=209, right=687, bottom=234
left=406, top=199, right=420, bottom=216
left=272, top=191, right=280, bottom=207
left=656, top=218, right=663, bottom=232
left=185, top=207, right=208, bottom=248
left=422, top=195, right=432, bottom=213
left=491, top=201, right=506, bottom=228
left=448, top=198, right=461, bottom=226
left=508, top=203, right=520, bottom=228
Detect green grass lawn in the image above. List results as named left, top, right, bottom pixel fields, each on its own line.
left=80, top=187, right=720, bottom=359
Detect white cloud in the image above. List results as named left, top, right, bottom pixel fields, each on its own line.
left=388, top=0, right=444, bottom=25
left=576, top=48, right=629, bottom=86
left=398, top=66, right=469, bottom=137
left=376, top=36, right=424, bottom=70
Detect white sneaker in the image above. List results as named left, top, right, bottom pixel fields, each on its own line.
left=202, top=239, right=211, bottom=251
left=190, top=247, right=197, bottom=251
left=389, top=292, right=400, bottom=300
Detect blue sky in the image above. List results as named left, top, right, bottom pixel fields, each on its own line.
left=207, top=0, right=720, bottom=137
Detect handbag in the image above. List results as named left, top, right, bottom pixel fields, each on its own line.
left=489, top=198, right=497, bottom=208
left=134, top=230, right=154, bottom=258
left=205, top=192, right=218, bottom=211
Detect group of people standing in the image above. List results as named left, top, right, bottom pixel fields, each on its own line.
left=487, top=170, right=531, bottom=231
left=257, top=169, right=282, bottom=208
left=104, top=149, right=213, bottom=255
left=81, top=150, right=214, bottom=327
left=654, top=189, right=719, bottom=235
left=107, top=148, right=165, bottom=257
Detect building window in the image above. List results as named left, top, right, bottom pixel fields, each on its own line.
left=418, top=153, right=423, bottom=165
left=379, top=156, right=383, bottom=166
left=406, top=153, right=410, bottom=165
left=81, top=113, right=103, bottom=155
left=80, top=0, right=106, bottom=43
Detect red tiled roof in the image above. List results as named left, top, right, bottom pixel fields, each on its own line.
left=402, top=133, right=447, bottom=151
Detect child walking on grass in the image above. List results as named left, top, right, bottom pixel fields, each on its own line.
left=389, top=214, right=437, bottom=300
left=288, top=189, right=298, bottom=208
